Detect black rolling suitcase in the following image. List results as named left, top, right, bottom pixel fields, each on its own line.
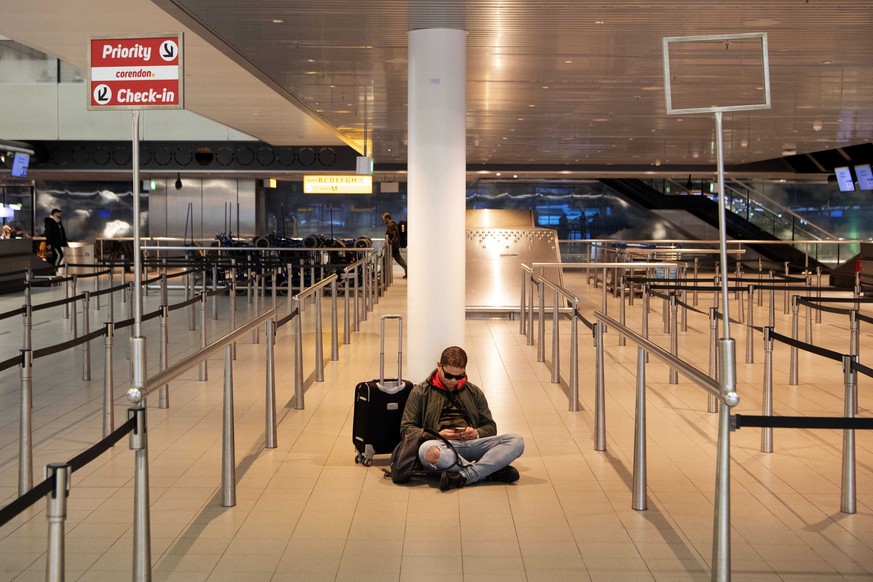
left=353, top=314, right=413, bottom=466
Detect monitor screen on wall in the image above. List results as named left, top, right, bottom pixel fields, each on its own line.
left=10, top=152, right=30, bottom=178
left=835, top=166, right=855, bottom=192
left=855, top=164, right=873, bottom=191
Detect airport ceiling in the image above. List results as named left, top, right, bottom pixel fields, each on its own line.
left=2, top=0, right=873, bottom=180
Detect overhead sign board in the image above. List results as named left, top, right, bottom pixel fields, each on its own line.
left=304, top=175, right=373, bottom=194
left=88, top=34, right=183, bottom=110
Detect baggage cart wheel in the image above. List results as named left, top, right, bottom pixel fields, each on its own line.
left=363, top=458, right=373, bottom=467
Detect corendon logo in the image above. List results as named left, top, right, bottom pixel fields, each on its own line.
left=89, top=34, right=183, bottom=109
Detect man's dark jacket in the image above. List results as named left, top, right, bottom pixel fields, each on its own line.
left=400, top=370, right=497, bottom=439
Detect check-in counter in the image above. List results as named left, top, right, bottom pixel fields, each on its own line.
left=0, top=238, right=51, bottom=293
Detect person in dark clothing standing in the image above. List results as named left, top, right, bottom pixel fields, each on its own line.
left=381, top=212, right=407, bottom=278
left=44, top=208, right=69, bottom=267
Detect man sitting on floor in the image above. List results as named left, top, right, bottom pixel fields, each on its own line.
left=400, top=346, right=524, bottom=491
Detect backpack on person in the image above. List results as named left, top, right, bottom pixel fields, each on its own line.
left=383, top=427, right=460, bottom=484
left=397, top=221, right=407, bottom=248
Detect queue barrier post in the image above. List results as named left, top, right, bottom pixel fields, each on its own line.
left=594, top=321, right=606, bottom=452
left=330, top=278, right=339, bottom=360
left=745, top=285, right=754, bottom=365
left=537, top=279, right=545, bottom=362
left=129, top=405, right=152, bottom=582
left=632, top=346, right=647, bottom=511
left=789, top=296, right=799, bottom=385
left=199, top=292, right=208, bottom=381
left=761, top=326, right=774, bottom=453
left=551, top=289, right=560, bottom=384
left=103, top=323, right=115, bottom=437
left=708, top=308, right=718, bottom=413
left=265, top=319, right=277, bottom=449
left=159, top=305, right=169, bottom=409
left=841, top=355, right=857, bottom=514
left=344, top=269, right=351, bottom=344
left=669, top=294, right=678, bottom=384
left=71, top=275, right=78, bottom=338
left=230, top=260, right=237, bottom=360
left=315, top=288, right=325, bottom=382
left=619, top=276, right=627, bottom=347
left=82, top=291, right=91, bottom=381
left=24, top=270, right=32, bottom=351
left=570, top=299, right=580, bottom=412
left=222, top=346, right=237, bottom=507
left=212, top=265, right=219, bottom=321
left=45, top=463, right=71, bottom=582
left=19, top=349, right=33, bottom=495
left=294, top=296, right=305, bottom=410
left=252, top=274, right=260, bottom=344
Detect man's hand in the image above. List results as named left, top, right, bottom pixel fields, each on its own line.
left=440, top=427, right=477, bottom=441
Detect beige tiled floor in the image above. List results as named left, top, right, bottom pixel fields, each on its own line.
left=0, top=268, right=871, bottom=581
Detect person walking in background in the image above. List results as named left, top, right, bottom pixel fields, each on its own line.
left=382, top=212, right=407, bottom=278
left=44, top=208, right=69, bottom=267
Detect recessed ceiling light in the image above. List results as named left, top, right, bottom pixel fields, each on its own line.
left=542, top=86, right=549, bottom=89
left=272, top=19, right=284, bottom=24
left=564, top=60, right=573, bottom=64
left=594, top=20, right=605, bottom=25
left=528, top=104, right=536, bottom=108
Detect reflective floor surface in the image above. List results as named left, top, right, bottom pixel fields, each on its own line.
left=0, top=269, right=871, bottom=581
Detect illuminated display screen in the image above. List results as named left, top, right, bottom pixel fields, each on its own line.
left=835, top=166, right=855, bottom=192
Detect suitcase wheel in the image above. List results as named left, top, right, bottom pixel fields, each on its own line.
left=354, top=451, right=373, bottom=467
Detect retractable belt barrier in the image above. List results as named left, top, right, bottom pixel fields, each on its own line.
left=0, top=415, right=137, bottom=528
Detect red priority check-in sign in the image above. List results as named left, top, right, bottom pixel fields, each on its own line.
left=88, top=34, right=184, bottom=110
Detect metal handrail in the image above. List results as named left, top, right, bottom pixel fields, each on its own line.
left=136, top=308, right=277, bottom=402
left=595, top=311, right=729, bottom=403
left=725, top=178, right=837, bottom=240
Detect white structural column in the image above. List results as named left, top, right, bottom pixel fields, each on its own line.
left=407, top=28, right=467, bottom=379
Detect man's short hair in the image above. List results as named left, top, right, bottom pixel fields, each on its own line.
left=51, top=208, right=61, bottom=215
left=440, top=346, right=467, bottom=368
left=382, top=212, right=392, bottom=221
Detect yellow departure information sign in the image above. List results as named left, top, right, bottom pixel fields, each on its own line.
left=303, top=175, right=372, bottom=194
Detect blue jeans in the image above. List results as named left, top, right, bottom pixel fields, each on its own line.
left=418, top=433, right=524, bottom=484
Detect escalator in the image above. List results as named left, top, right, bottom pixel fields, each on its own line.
left=600, top=178, right=829, bottom=273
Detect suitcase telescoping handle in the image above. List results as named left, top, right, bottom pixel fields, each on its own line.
left=378, top=314, right=404, bottom=392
